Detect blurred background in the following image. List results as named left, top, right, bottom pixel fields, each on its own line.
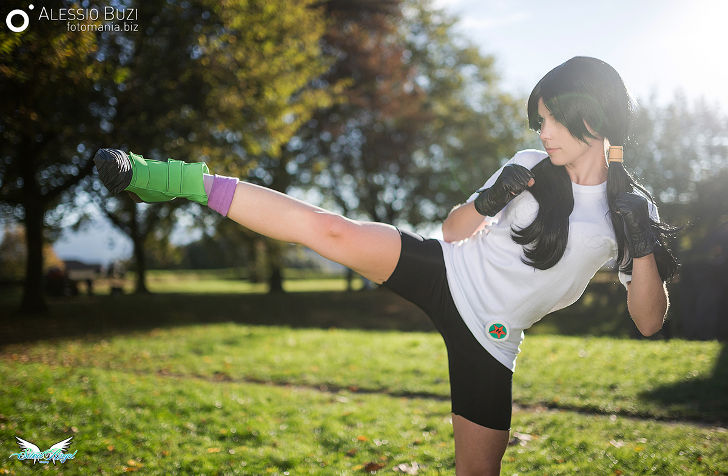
left=1, top=0, right=727, bottom=333
left=1, top=1, right=728, bottom=474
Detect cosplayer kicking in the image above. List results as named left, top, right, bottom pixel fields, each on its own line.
left=94, top=57, right=677, bottom=476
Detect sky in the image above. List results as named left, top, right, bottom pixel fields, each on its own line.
left=52, top=0, right=728, bottom=264
left=432, top=0, right=728, bottom=110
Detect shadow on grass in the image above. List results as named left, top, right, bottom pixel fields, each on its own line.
left=1, top=282, right=669, bottom=347
left=639, top=343, right=728, bottom=425
left=2, top=287, right=725, bottom=425
left=0, top=289, right=438, bottom=348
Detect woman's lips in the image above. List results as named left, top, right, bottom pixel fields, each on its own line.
left=545, top=147, right=560, bottom=153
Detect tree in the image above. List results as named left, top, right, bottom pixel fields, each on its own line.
left=0, top=2, right=118, bottom=312
left=287, top=0, right=525, bottom=275
left=89, top=0, right=215, bottom=293
left=394, top=0, right=527, bottom=223
left=0, top=225, right=64, bottom=281
left=246, top=0, right=522, bottom=291
left=628, top=90, right=728, bottom=337
left=200, top=0, right=402, bottom=292
left=628, top=90, right=728, bottom=249
left=93, top=0, right=338, bottom=293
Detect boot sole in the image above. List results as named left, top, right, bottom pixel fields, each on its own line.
left=94, top=148, right=133, bottom=195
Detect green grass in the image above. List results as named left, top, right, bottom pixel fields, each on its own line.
left=106, top=268, right=367, bottom=295
left=0, top=271, right=723, bottom=473
left=142, top=269, right=366, bottom=294
left=1, top=267, right=660, bottom=339
left=0, top=269, right=366, bottom=299
left=1, top=324, right=727, bottom=475
left=3, top=325, right=727, bottom=423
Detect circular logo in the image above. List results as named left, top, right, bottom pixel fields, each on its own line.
left=485, top=321, right=509, bottom=341
left=6, top=5, right=33, bottom=33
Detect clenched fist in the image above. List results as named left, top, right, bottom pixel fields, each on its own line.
left=614, top=192, right=656, bottom=258
left=474, top=164, right=535, bottom=217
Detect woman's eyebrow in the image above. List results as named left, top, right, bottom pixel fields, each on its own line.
left=538, top=107, right=552, bottom=117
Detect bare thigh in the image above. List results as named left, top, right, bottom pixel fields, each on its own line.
left=225, top=182, right=402, bottom=284
left=300, top=215, right=402, bottom=284
left=452, top=414, right=509, bottom=476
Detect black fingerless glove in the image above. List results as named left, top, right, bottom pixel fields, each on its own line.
left=614, top=192, right=656, bottom=258
left=473, top=164, right=535, bottom=217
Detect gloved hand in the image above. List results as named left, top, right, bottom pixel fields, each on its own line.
left=614, top=192, right=655, bottom=258
left=473, top=164, right=535, bottom=217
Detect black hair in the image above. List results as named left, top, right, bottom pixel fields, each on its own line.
left=515, top=56, right=679, bottom=281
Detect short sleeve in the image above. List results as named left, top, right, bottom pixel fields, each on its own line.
left=618, top=269, right=632, bottom=289
left=617, top=196, right=660, bottom=289
left=465, top=149, right=548, bottom=206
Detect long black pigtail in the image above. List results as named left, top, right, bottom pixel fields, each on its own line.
left=606, top=157, right=680, bottom=282
left=511, top=158, right=573, bottom=269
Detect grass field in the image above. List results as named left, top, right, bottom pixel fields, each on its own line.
left=0, top=272, right=726, bottom=474
left=1, top=324, right=726, bottom=474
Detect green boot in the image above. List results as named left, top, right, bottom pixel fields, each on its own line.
left=94, top=149, right=209, bottom=205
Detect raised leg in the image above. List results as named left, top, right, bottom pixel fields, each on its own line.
left=226, top=181, right=401, bottom=284
left=92, top=148, right=402, bottom=283
left=452, top=414, right=509, bottom=476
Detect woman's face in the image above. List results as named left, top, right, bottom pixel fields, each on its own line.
left=536, top=98, right=602, bottom=167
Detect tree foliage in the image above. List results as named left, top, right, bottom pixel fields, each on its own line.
left=0, top=225, right=64, bottom=281
left=628, top=91, right=728, bottom=261
left=290, top=0, right=527, bottom=230
left=201, top=0, right=404, bottom=292
left=92, top=0, right=339, bottom=293
left=0, top=1, right=117, bottom=312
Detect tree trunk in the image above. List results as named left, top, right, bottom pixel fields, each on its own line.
left=129, top=205, right=150, bottom=294
left=346, top=268, right=354, bottom=291
left=132, top=238, right=150, bottom=294
left=248, top=239, right=265, bottom=283
left=267, top=154, right=293, bottom=294
left=20, top=199, right=48, bottom=313
left=267, top=240, right=285, bottom=293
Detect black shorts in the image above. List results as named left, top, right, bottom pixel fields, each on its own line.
left=382, top=228, right=513, bottom=431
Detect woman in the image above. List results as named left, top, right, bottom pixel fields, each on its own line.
left=95, top=56, right=678, bottom=475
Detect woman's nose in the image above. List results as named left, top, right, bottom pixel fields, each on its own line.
left=539, top=126, right=551, bottom=141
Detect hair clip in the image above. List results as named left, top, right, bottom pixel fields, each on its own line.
left=608, top=146, right=623, bottom=163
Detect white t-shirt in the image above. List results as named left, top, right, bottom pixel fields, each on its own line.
left=439, top=149, right=658, bottom=371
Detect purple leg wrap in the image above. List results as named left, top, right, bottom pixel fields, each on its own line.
left=203, top=174, right=214, bottom=195
left=207, top=174, right=239, bottom=217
